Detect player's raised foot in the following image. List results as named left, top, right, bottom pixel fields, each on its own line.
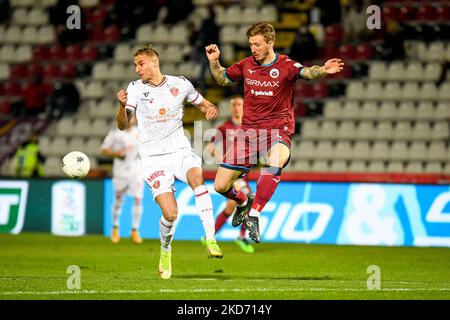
left=131, top=229, right=143, bottom=244
left=158, top=248, right=172, bottom=280
left=235, top=237, right=255, bottom=253
left=232, top=194, right=254, bottom=227
left=111, top=226, right=120, bottom=243
left=244, top=215, right=261, bottom=243
left=205, top=239, right=223, bottom=259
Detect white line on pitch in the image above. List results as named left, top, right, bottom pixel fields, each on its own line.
left=1, top=287, right=450, bottom=295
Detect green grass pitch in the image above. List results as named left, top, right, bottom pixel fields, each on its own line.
left=0, top=233, right=449, bottom=300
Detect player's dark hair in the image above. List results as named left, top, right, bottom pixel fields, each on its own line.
left=246, top=22, right=276, bottom=43
left=134, top=44, right=160, bottom=58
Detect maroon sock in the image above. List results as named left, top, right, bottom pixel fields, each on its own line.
left=220, top=186, right=247, bottom=206
left=215, top=211, right=229, bottom=233
left=239, top=224, right=246, bottom=238
left=252, top=173, right=281, bottom=214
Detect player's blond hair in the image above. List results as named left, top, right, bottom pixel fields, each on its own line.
left=246, top=22, right=276, bottom=43
left=134, top=44, right=160, bottom=59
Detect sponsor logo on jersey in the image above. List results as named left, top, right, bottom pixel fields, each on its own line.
left=250, top=89, right=273, bottom=96
left=152, top=181, right=160, bottom=189
left=143, top=92, right=149, bottom=97
left=170, top=87, right=179, bottom=97
left=147, top=170, right=165, bottom=183
left=269, top=68, right=279, bottom=78
left=159, top=108, right=166, bottom=115
left=248, top=69, right=256, bottom=74
left=245, top=78, right=280, bottom=87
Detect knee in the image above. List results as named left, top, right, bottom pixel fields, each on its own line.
left=214, top=180, right=230, bottom=194
left=163, top=207, right=178, bottom=222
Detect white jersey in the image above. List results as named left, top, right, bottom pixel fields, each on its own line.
left=101, top=126, right=140, bottom=178
left=125, top=75, right=204, bottom=157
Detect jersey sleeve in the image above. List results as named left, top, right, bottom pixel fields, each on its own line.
left=225, top=59, right=245, bottom=82
left=125, top=81, right=139, bottom=112
left=184, top=77, right=204, bottom=105
left=284, top=56, right=305, bottom=81
left=101, top=130, right=116, bottom=150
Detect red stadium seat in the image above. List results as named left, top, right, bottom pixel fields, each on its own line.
left=382, top=6, right=399, bottom=21
left=92, top=8, right=108, bottom=26
left=28, top=63, right=43, bottom=77
left=103, top=25, right=120, bottom=43
left=42, top=64, right=61, bottom=81
left=295, top=82, right=312, bottom=98
left=81, top=45, right=98, bottom=61
left=436, top=5, right=450, bottom=21
left=417, top=5, right=436, bottom=21
left=323, top=45, right=338, bottom=60
left=10, top=64, right=28, bottom=80
left=3, top=82, right=21, bottom=97
left=399, top=5, right=416, bottom=21
left=65, top=45, right=82, bottom=61
left=32, top=45, right=50, bottom=61
left=0, top=99, right=12, bottom=115
left=60, top=63, right=77, bottom=78
left=294, top=101, right=307, bottom=118
left=324, top=24, right=343, bottom=44
left=49, top=45, right=65, bottom=60
left=355, top=43, right=372, bottom=60
left=89, top=26, right=104, bottom=42
left=311, top=82, right=329, bottom=98
left=338, top=44, right=356, bottom=61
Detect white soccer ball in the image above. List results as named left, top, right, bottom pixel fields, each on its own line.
left=62, top=151, right=91, bottom=179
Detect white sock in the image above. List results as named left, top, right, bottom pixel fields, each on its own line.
left=194, top=185, right=216, bottom=240
left=112, top=195, right=123, bottom=227
left=132, top=202, right=142, bottom=229
left=249, top=208, right=260, bottom=218
left=160, top=216, right=174, bottom=250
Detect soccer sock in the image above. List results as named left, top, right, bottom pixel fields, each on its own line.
left=160, top=216, right=174, bottom=250
left=220, top=185, right=248, bottom=206
left=249, top=167, right=282, bottom=218
left=194, top=185, right=216, bottom=240
left=132, top=201, right=142, bottom=230
left=239, top=224, right=246, bottom=238
left=112, top=195, right=123, bottom=228
left=215, top=211, right=229, bottom=233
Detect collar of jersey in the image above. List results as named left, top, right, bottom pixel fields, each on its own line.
left=258, top=53, right=279, bottom=67
left=145, top=76, right=167, bottom=87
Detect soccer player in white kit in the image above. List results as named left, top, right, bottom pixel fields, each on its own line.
left=116, top=45, right=223, bottom=280
left=101, top=115, right=144, bottom=244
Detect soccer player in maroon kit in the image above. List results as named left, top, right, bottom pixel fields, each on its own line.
left=206, top=95, right=255, bottom=253
left=205, top=22, right=344, bottom=243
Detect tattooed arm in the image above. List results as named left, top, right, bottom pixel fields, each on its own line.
left=300, top=58, right=344, bottom=80
left=205, top=44, right=232, bottom=86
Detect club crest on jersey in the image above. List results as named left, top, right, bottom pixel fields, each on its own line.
left=143, top=92, right=149, bottom=97
left=152, top=180, right=160, bottom=189
left=270, top=68, right=279, bottom=78
left=170, top=87, right=179, bottom=97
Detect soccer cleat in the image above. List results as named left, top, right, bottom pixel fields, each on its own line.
left=231, top=194, right=254, bottom=227
left=158, top=248, right=172, bottom=280
left=244, top=215, right=261, bottom=243
left=205, top=239, right=223, bottom=259
left=131, top=229, right=143, bottom=244
left=235, top=238, right=255, bottom=253
left=111, top=226, right=120, bottom=243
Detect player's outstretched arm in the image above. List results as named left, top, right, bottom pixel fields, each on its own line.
left=300, top=58, right=344, bottom=80
left=116, top=89, right=131, bottom=130
left=195, top=98, right=219, bottom=120
left=100, top=147, right=126, bottom=160
left=205, top=44, right=232, bottom=86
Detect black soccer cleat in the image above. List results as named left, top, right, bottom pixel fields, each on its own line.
left=231, top=194, right=254, bottom=227
left=244, top=215, right=261, bottom=243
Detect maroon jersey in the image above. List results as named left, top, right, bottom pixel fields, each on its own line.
left=211, top=119, right=241, bottom=156
left=225, top=53, right=304, bottom=135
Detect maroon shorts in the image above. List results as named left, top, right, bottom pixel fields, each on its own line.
left=220, top=128, right=292, bottom=173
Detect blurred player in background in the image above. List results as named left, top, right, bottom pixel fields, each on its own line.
left=100, top=115, right=144, bottom=244
left=205, top=95, right=254, bottom=253
left=206, top=22, right=344, bottom=243
left=116, top=45, right=222, bottom=280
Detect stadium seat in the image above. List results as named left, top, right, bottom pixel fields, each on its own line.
left=427, top=142, right=447, bottom=161
left=397, top=102, right=416, bottom=120
left=338, top=44, right=356, bottom=61
left=387, top=61, right=404, bottom=81
left=415, top=101, right=435, bottom=120
left=434, top=102, right=450, bottom=119
left=386, top=161, right=404, bottom=173
left=355, top=121, right=375, bottom=140
left=378, top=102, right=397, bottom=120
left=351, top=141, right=371, bottom=160
left=338, top=121, right=356, bottom=140
left=333, top=141, right=352, bottom=160
left=319, top=121, right=339, bottom=140
left=104, top=25, right=121, bottom=43
left=368, top=61, right=387, bottom=80
left=438, top=82, right=450, bottom=101
left=408, top=141, right=428, bottom=161
left=355, top=43, right=372, bottom=60
left=315, top=141, right=334, bottom=160
left=311, top=160, right=329, bottom=172
left=82, top=45, right=98, bottom=62
left=389, top=141, right=409, bottom=161
left=420, top=82, right=439, bottom=101
left=294, top=160, right=310, bottom=172
left=348, top=160, right=366, bottom=173
left=360, top=102, right=378, bottom=120
left=323, top=100, right=342, bottom=119
left=423, top=63, right=442, bottom=81
left=329, top=160, right=347, bottom=172
left=33, top=45, right=50, bottom=61
left=424, top=162, right=442, bottom=174
left=346, top=81, right=365, bottom=100
left=394, top=122, right=413, bottom=140
left=404, top=161, right=423, bottom=173
left=65, top=45, right=82, bottom=61
left=384, top=82, right=402, bottom=101
left=404, top=61, right=423, bottom=81
left=366, top=82, right=383, bottom=101
left=367, top=161, right=385, bottom=173
left=296, top=141, right=315, bottom=160
left=431, top=122, right=449, bottom=140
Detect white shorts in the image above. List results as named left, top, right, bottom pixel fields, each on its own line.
left=113, top=174, right=144, bottom=199
left=141, top=148, right=202, bottom=199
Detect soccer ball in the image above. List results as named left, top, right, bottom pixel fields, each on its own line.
left=62, top=151, right=91, bottom=179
